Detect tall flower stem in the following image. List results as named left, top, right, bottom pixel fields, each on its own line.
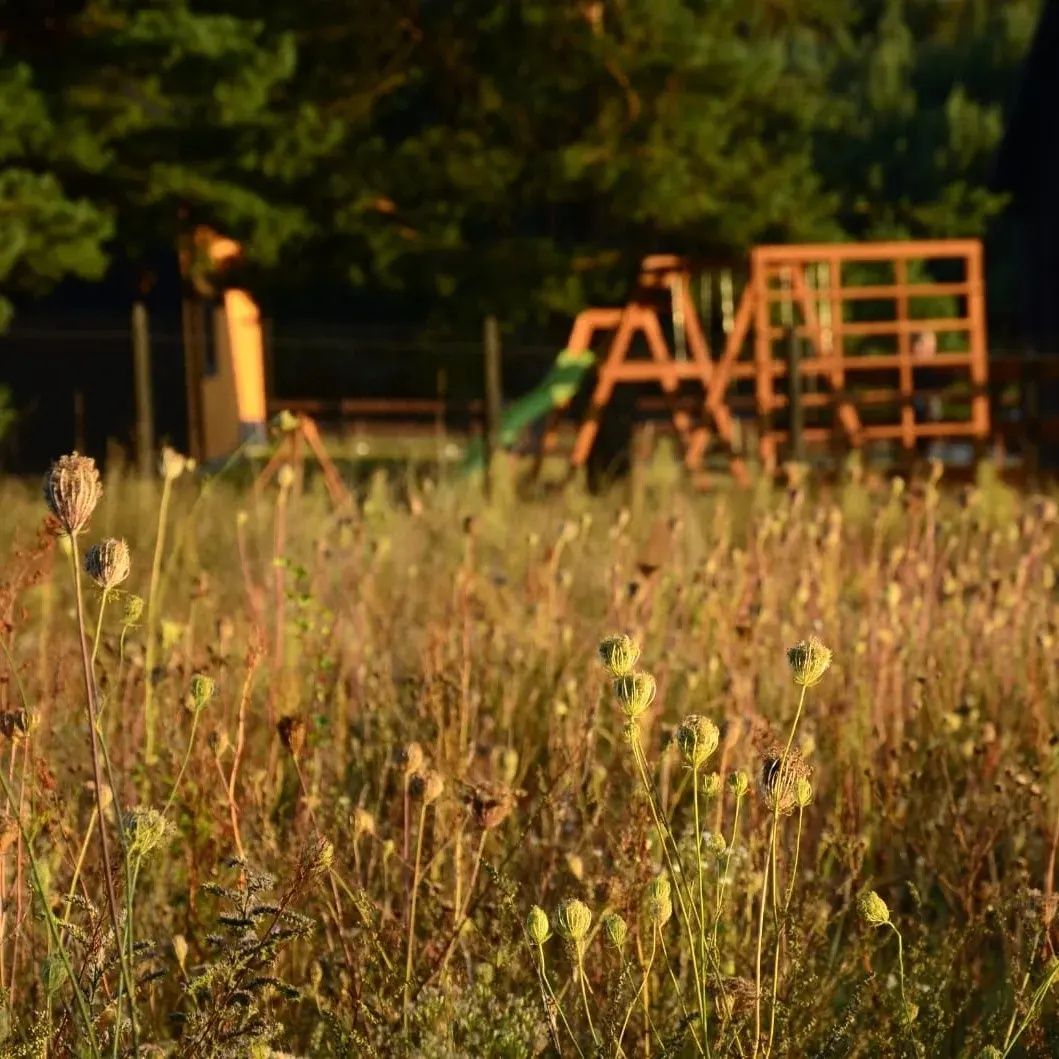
left=575, top=943, right=599, bottom=1046
left=403, top=801, right=429, bottom=1033
left=69, top=540, right=138, bottom=1043
left=752, top=839, right=772, bottom=1058
left=617, top=930, right=657, bottom=1057
left=714, top=792, right=743, bottom=942
left=693, top=764, right=708, bottom=1026
left=535, top=944, right=585, bottom=1058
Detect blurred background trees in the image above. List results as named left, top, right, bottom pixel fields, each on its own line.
left=0, top=0, right=1042, bottom=328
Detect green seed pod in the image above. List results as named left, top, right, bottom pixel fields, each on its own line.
left=857, top=890, right=890, bottom=927
left=556, top=898, right=592, bottom=943
left=188, top=673, right=216, bottom=714
left=675, top=715, right=720, bottom=769
left=598, top=635, right=640, bottom=677
left=729, top=770, right=750, bottom=798
left=786, top=636, right=833, bottom=687
left=602, top=912, right=628, bottom=950
left=527, top=905, right=550, bottom=946
left=704, top=831, right=727, bottom=858
left=613, top=671, right=657, bottom=719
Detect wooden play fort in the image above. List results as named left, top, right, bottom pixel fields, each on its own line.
left=551, top=240, right=990, bottom=478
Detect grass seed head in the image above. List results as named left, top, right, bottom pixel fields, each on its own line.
left=787, top=635, right=833, bottom=687
left=527, top=905, right=550, bottom=945
left=675, top=715, right=720, bottom=769
left=84, top=538, right=130, bottom=590
left=598, top=634, right=640, bottom=677
left=613, top=671, right=657, bottom=719
left=43, top=453, right=102, bottom=536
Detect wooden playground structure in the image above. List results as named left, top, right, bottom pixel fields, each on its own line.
left=551, top=240, right=990, bottom=480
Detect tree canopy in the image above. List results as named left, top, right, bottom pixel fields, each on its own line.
left=0, top=0, right=1041, bottom=328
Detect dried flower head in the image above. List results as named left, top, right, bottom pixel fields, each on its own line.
left=787, top=636, right=833, bottom=687
left=401, top=742, right=425, bottom=775
left=277, top=715, right=307, bottom=759
left=527, top=905, right=550, bottom=945
left=602, top=912, right=628, bottom=950
left=555, top=897, right=592, bottom=944
left=675, top=715, right=720, bottom=769
left=43, top=453, right=102, bottom=536
left=598, top=634, right=640, bottom=677
left=469, top=785, right=515, bottom=830
left=613, top=671, right=657, bottom=719
left=352, top=807, right=376, bottom=840
left=410, top=770, right=444, bottom=804
left=729, top=770, right=750, bottom=798
left=760, top=746, right=812, bottom=816
left=84, top=538, right=130, bottom=590
left=857, top=890, right=891, bottom=927
left=188, top=673, right=215, bottom=714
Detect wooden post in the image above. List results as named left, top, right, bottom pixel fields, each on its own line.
left=482, top=314, right=503, bottom=493
left=131, top=301, right=155, bottom=475
left=787, top=324, right=804, bottom=462
left=181, top=296, right=205, bottom=462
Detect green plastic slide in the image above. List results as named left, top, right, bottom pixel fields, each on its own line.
left=463, top=347, right=595, bottom=472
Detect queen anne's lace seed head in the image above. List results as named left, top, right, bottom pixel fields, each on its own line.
left=675, top=715, right=720, bottom=769
left=43, top=453, right=102, bottom=536
left=786, top=636, right=833, bottom=687
left=84, top=538, right=130, bottom=590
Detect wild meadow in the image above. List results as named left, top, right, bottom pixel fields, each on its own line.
left=0, top=447, right=1056, bottom=1057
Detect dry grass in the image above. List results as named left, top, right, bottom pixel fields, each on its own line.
left=0, top=450, right=1056, bottom=1057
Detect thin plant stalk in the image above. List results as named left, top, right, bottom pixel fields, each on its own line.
left=143, top=473, right=174, bottom=764
left=752, top=839, right=772, bottom=1058
left=0, top=768, right=99, bottom=1055
left=403, top=800, right=429, bottom=1032
left=714, top=791, right=743, bottom=942
left=535, top=943, right=585, bottom=1058
left=574, top=940, right=600, bottom=1047
left=617, top=930, right=656, bottom=1058
left=783, top=807, right=804, bottom=915
left=1001, top=957, right=1059, bottom=1057
left=69, top=540, right=138, bottom=1039
left=162, top=709, right=202, bottom=819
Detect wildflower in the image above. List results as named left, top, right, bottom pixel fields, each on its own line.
left=613, top=671, right=656, bottom=719
left=188, top=674, right=215, bottom=714
left=555, top=898, right=592, bottom=944
left=527, top=905, right=550, bottom=945
left=857, top=890, right=891, bottom=927
left=729, top=770, right=750, bottom=797
left=760, top=746, right=812, bottom=816
left=43, top=453, right=102, bottom=536
left=644, top=878, right=672, bottom=928
left=122, top=594, right=145, bottom=626
left=84, top=538, right=130, bottom=590
left=124, top=807, right=175, bottom=861
left=598, top=635, right=640, bottom=677
left=786, top=636, right=833, bottom=687
left=675, top=715, right=720, bottom=769
left=701, top=772, right=722, bottom=799
left=602, top=912, right=628, bottom=950
left=794, top=776, right=813, bottom=809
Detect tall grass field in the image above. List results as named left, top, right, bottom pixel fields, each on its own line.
left=0, top=448, right=1056, bottom=1057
